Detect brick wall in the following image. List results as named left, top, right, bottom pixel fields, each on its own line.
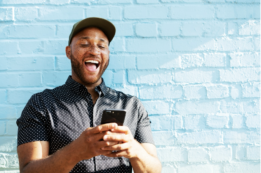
left=0, top=0, right=260, bottom=172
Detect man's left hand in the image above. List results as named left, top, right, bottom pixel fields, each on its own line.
left=101, top=126, right=140, bottom=159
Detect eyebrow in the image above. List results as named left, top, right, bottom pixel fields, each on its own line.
left=80, top=36, right=107, bottom=43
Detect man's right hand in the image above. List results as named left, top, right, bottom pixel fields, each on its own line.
left=18, top=123, right=119, bottom=173
left=73, top=123, right=119, bottom=161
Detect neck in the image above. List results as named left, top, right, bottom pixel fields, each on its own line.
left=71, top=74, right=102, bottom=104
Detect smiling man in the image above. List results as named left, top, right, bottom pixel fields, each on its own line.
left=16, top=17, right=161, bottom=173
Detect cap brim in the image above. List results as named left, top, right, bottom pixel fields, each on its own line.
left=68, top=17, right=116, bottom=45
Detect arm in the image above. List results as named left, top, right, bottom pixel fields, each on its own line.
left=102, top=126, right=162, bottom=173
left=17, top=123, right=119, bottom=173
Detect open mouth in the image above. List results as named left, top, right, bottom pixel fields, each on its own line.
left=85, top=60, right=100, bottom=71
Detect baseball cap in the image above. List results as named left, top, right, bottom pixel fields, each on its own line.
left=68, top=17, right=116, bottom=45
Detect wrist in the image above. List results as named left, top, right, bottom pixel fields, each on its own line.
left=129, top=140, right=146, bottom=160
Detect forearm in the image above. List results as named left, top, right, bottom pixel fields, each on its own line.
left=129, top=142, right=161, bottom=173
left=21, top=141, right=81, bottom=173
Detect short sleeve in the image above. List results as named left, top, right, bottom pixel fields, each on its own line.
left=134, top=99, right=154, bottom=145
left=16, top=93, right=49, bottom=146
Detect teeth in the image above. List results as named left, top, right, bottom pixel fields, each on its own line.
left=85, top=60, right=99, bottom=64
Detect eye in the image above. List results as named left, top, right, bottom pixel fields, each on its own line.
left=98, top=45, right=105, bottom=49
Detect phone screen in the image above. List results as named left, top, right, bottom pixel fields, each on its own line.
left=101, top=110, right=126, bottom=126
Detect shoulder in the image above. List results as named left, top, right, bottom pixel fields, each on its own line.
left=106, top=87, right=140, bottom=102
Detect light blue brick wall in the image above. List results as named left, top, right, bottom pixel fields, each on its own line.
left=0, top=0, right=260, bottom=172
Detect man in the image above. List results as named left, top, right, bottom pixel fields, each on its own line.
left=16, top=17, right=161, bottom=173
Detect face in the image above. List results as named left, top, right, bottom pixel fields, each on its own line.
left=66, top=27, right=110, bottom=87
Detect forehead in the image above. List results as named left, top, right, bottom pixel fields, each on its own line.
left=73, top=27, right=108, bottom=42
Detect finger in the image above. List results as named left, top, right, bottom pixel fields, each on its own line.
left=102, top=142, right=129, bottom=151
left=103, top=150, right=127, bottom=158
left=111, top=126, right=129, bottom=134
left=88, top=123, right=118, bottom=134
left=103, top=133, right=129, bottom=142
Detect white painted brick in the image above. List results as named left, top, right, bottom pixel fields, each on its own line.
left=86, top=7, right=109, bottom=18
left=224, top=131, right=260, bottom=144
left=178, top=164, right=221, bottom=173
left=239, top=20, right=260, bottom=35
left=188, top=148, right=209, bottom=163
left=124, top=6, right=168, bottom=19
left=114, top=22, right=134, bottom=37
left=217, top=5, right=259, bottom=19
left=226, top=0, right=259, bottom=3
left=0, top=153, right=18, bottom=168
left=1, top=0, right=45, bottom=4
left=152, top=131, right=175, bottom=145
left=0, top=137, right=16, bottom=152
left=171, top=5, right=215, bottom=19
left=207, top=85, right=229, bottom=99
left=246, top=114, right=260, bottom=128
left=242, top=82, right=260, bottom=98
left=230, top=85, right=241, bottom=99
left=254, top=37, right=260, bottom=50
left=220, top=101, right=243, bottom=114
left=15, top=7, right=38, bottom=21
left=180, top=54, right=204, bottom=68
left=228, top=22, right=238, bottom=36
left=56, top=56, right=71, bottom=71
left=136, top=23, right=157, bottom=37
left=0, top=122, right=5, bottom=135
left=142, top=101, right=170, bottom=114
left=109, top=6, right=122, bottom=20
left=247, top=146, right=260, bottom=160
left=183, top=85, right=206, bottom=100
left=161, top=165, right=177, bottom=173
left=126, top=38, right=171, bottom=53
left=215, top=37, right=254, bottom=51
left=128, top=70, right=172, bottom=85
left=113, top=85, right=138, bottom=97
left=176, top=101, right=220, bottom=114
left=230, top=52, right=260, bottom=67
left=175, top=69, right=217, bottom=84
left=150, top=116, right=172, bottom=131
left=5, top=120, right=17, bottom=136
left=231, top=114, right=244, bottom=129
left=38, top=7, right=84, bottom=21
left=224, top=163, right=260, bottom=173
left=184, top=115, right=205, bottom=130
left=172, top=38, right=216, bottom=51
left=204, top=53, right=226, bottom=67
left=0, top=106, right=16, bottom=119
left=137, top=54, right=180, bottom=69
left=0, top=7, right=13, bottom=21
left=182, top=21, right=226, bottom=37
left=137, top=0, right=159, bottom=3
left=108, top=55, right=135, bottom=70
left=139, top=85, right=183, bottom=99
left=220, top=68, right=260, bottom=82
left=173, top=115, right=183, bottom=130
left=159, top=21, right=181, bottom=36
left=207, top=114, right=229, bottom=128
left=157, top=147, right=187, bottom=162
left=93, top=0, right=132, bottom=4
left=235, top=146, right=246, bottom=160
left=50, top=0, right=69, bottom=4
left=242, top=99, right=260, bottom=113
left=113, top=70, right=125, bottom=85
left=177, top=131, right=222, bottom=144
left=210, top=146, right=232, bottom=162
left=109, top=37, right=125, bottom=52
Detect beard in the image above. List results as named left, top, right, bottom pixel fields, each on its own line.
left=70, top=53, right=109, bottom=86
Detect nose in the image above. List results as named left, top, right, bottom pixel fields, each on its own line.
left=88, top=45, right=100, bottom=55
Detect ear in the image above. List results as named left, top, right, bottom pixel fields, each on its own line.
left=66, top=46, right=71, bottom=59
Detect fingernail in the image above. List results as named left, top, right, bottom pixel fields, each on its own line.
left=104, top=135, right=107, bottom=140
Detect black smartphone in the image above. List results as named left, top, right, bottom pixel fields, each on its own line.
left=101, top=109, right=126, bottom=126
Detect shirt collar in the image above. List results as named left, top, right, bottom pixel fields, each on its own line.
left=65, top=76, right=108, bottom=96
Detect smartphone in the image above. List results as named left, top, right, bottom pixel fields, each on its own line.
left=101, top=109, right=126, bottom=126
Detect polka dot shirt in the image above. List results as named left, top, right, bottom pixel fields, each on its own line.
left=17, top=76, right=154, bottom=173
